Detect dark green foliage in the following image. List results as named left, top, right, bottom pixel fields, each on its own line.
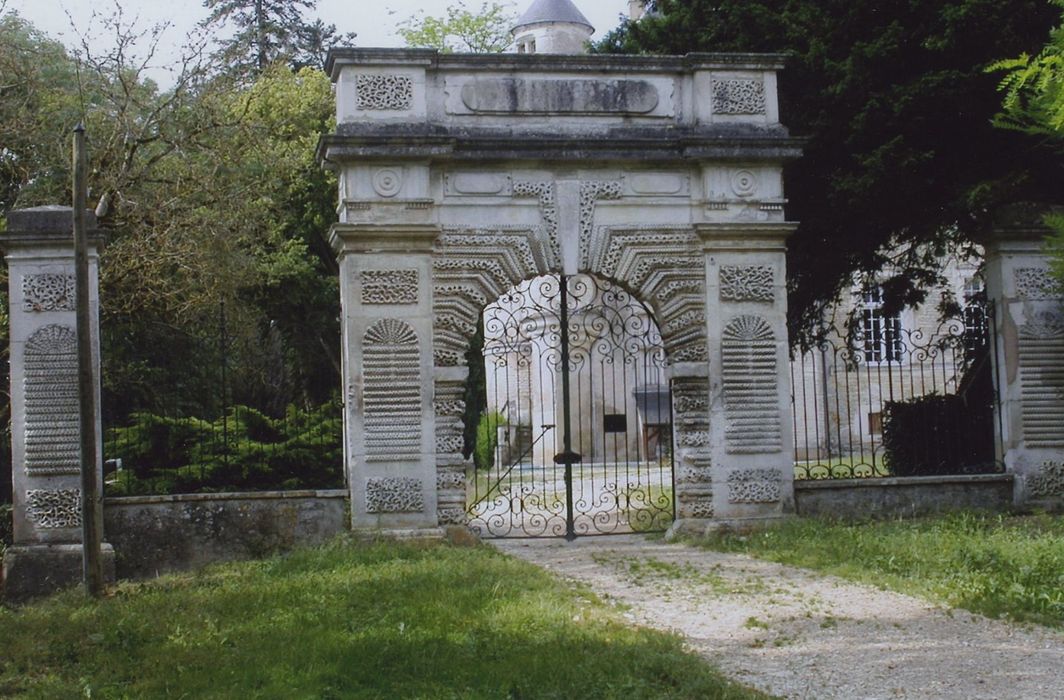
left=0, top=503, right=12, bottom=551
left=882, top=352, right=996, bottom=475
left=462, top=317, right=487, bottom=459
left=598, top=0, right=1063, bottom=343
left=105, top=402, right=343, bottom=495
left=201, top=0, right=354, bottom=76
left=474, top=411, right=506, bottom=471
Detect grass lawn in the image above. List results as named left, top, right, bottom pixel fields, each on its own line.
left=0, top=537, right=768, bottom=699
left=695, top=511, right=1064, bottom=628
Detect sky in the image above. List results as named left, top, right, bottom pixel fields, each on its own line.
left=6, top=0, right=632, bottom=86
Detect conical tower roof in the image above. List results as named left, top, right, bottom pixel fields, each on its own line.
left=514, top=0, right=594, bottom=32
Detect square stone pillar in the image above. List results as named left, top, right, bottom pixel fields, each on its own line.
left=984, top=204, right=1064, bottom=507
left=330, top=221, right=442, bottom=533
left=698, top=222, right=798, bottom=525
left=1, top=206, right=114, bottom=600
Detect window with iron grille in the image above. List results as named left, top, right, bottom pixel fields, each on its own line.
left=962, top=276, right=988, bottom=356
left=860, top=287, right=902, bottom=363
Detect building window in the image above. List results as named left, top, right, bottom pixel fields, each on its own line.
left=860, top=287, right=902, bottom=363
left=603, top=414, right=627, bottom=433
left=962, top=276, right=988, bottom=355
left=868, top=412, right=883, bottom=434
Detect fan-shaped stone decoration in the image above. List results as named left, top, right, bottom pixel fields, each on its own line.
left=721, top=315, right=781, bottom=453
left=1018, top=311, right=1064, bottom=448
left=24, top=324, right=80, bottom=475
left=362, top=319, right=421, bottom=459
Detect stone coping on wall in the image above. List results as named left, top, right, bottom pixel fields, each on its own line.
left=325, top=48, right=789, bottom=78
left=103, top=489, right=349, bottom=506
left=793, top=474, right=1014, bottom=491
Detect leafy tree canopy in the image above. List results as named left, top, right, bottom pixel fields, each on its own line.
left=396, top=1, right=515, bottom=53
left=597, top=0, right=1063, bottom=341
left=992, top=0, right=1064, bottom=281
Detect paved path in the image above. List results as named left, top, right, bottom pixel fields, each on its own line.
left=493, top=535, right=1064, bottom=700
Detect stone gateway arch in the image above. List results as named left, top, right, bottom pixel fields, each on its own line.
left=322, top=39, right=803, bottom=536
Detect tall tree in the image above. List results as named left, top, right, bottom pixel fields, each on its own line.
left=597, top=0, right=1063, bottom=342
left=201, top=0, right=354, bottom=76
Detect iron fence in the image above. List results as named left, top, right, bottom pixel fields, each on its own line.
left=790, top=302, right=1003, bottom=479
left=102, top=304, right=343, bottom=496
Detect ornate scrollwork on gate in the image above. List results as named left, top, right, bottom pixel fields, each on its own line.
left=466, top=274, right=675, bottom=537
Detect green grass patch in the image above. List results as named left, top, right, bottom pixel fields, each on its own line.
left=695, top=512, right=1064, bottom=628
left=0, top=538, right=769, bottom=699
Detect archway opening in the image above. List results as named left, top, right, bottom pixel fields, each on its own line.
left=465, top=272, right=675, bottom=537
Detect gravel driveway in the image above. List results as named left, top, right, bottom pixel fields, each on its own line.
left=493, top=534, right=1064, bottom=700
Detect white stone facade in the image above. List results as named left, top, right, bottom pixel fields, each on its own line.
left=323, top=49, right=802, bottom=532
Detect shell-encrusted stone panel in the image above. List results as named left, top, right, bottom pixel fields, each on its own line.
left=22, top=274, right=76, bottom=312
left=719, top=265, right=774, bottom=303
left=726, top=469, right=782, bottom=503
left=360, top=269, right=419, bottom=305
left=1019, top=311, right=1064, bottom=448
left=24, top=324, right=80, bottom=475
left=722, top=315, right=782, bottom=453
left=362, top=319, right=421, bottom=460
left=365, top=477, right=424, bottom=513
left=355, top=74, right=413, bottom=111
left=25, top=488, right=82, bottom=528
left=711, top=79, right=766, bottom=115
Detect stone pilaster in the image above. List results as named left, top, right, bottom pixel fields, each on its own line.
left=1, top=206, right=114, bottom=600
left=698, top=222, right=797, bottom=525
left=330, top=222, right=442, bottom=532
left=984, top=204, right=1064, bottom=507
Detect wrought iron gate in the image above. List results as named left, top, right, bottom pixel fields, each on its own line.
left=467, top=274, right=674, bottom=538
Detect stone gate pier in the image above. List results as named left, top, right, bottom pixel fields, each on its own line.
left=985, top=204, right=1064, bottom=508
left=1, top=207, right=114, bottom=599
left=320, top=42, right=803, bottom=535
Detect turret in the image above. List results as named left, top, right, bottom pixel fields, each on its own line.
left=511, top=0, right=595, bottom=55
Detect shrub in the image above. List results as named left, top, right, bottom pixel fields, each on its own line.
left=474, top=411, right=506, bottom=471
left=105, top=401, right=343, bottom=495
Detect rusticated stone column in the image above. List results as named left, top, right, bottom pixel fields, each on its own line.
left=984, top=204, right=1064, bottom=508
left=1, top=206, right=114, bottom=600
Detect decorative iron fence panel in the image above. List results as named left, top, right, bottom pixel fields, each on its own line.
left=101, top=304, right=343, bottom=496
left=468, top=274, right=675, bottom=538
left=790, top=303, right=1003, bottom=479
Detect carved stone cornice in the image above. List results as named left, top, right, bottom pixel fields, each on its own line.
left=696, top=221, right=797, bottom=253
left=328, top=223, right=439, bottom=256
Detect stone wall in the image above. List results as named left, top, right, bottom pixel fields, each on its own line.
left=794, top=474, right=1014, bottom=520
left=103, top=490, right=348, bottom=579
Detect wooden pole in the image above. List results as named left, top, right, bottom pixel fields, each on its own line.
left=73, top=123, right=104, bottom=597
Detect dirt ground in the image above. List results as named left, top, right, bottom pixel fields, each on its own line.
left=494, top=535, right=1064, bottom=700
